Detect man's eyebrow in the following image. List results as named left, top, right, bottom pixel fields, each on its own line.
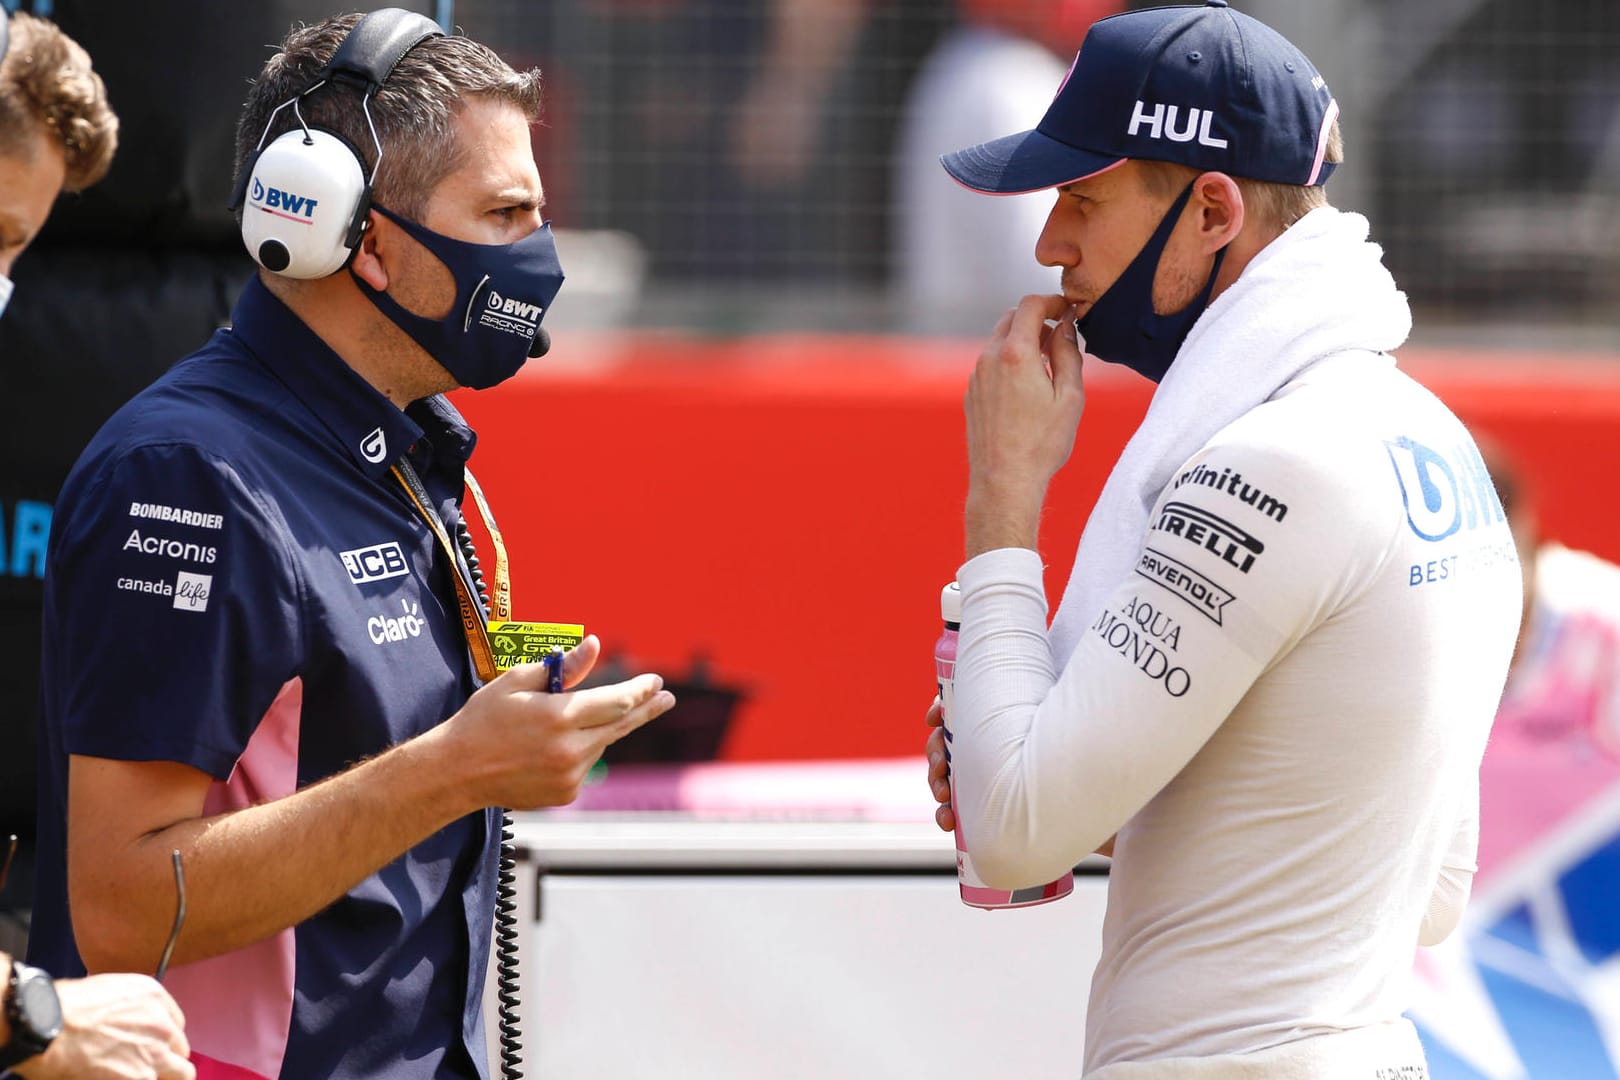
left=490, top=186, right=543, bottom=210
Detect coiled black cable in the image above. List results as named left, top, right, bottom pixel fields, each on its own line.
left=494, top=815, right=524, bottom=1080
left=455, top=517, right=524, bottom=1080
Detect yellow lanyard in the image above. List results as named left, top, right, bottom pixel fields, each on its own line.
left=391, top=458, right=510, bottom=683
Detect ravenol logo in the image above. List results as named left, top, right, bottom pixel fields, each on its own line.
left=250, top=177, right=320, bottom=224
left=486, top=290, right=543, bottom=326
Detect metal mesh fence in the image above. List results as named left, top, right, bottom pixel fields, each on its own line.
left=450, top=0, right=1620, bottom=344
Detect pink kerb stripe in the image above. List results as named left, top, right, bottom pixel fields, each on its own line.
left=1307, top=98, right=1340, bottom=186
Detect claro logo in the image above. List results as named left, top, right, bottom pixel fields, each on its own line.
left=249, top=177, right=320, bottom=223
left=369, top=598, right=425, bottom=644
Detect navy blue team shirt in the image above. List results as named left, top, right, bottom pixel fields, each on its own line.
left=31, top=276, right=499, bottom=1079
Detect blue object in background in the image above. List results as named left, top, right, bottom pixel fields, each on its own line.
left=1414, top=826, right=1620, bottom=1079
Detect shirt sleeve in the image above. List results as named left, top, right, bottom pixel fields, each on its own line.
left=47, top=443, right=303, bottom=779
left=1420, top=774, right=1479, bottom=947
left=950, top=434, right=1388, bottom=888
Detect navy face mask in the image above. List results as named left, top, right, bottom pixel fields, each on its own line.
left=353, top=203, right=566, bottom=390
left=1074, top=182, right=1228, bottom=384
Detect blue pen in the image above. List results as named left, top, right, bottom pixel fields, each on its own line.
left=544, top=645, right=565, bottom=693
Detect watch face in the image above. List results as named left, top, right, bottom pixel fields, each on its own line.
left=17, top=975, right=63, bottom=1040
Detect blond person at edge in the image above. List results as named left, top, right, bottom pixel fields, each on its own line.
left=0, top=11, right=193, bottom=1080
left=925, top=3, right=1517, bottom=1076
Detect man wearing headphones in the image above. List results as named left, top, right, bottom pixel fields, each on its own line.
left=28, top=11, right=674, bottom=1079
left=1, top=11, right=194, bottom=1080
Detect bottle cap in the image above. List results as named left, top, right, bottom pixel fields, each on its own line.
left=940, top=581, right=962, bottom=623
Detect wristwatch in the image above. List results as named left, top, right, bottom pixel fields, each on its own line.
left=0, top=960, right=62, bottom=1070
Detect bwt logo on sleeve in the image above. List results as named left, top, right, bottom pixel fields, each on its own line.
left=249, top=177, right=320, bottom=224
left=340, top=541, right=410, bottom=585
left=1385, top=436, right=1504, bottom=542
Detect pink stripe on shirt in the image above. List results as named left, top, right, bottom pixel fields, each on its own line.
left=166, top=677, right=303, bottom=1080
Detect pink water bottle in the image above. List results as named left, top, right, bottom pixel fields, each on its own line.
left=937, top=581, right=1074, bottom=909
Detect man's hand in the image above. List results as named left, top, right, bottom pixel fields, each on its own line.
left=15, top=974, right=193, bottom=1080
left=923, top=696, right=955, bottom=833
left=964, top=294, right=1086, bottom=559
left=443, top=634, right=677, bottom=810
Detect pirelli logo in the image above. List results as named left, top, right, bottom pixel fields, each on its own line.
left=1136, top=547, right=1234, bottom=625
left=1152, top=501, right=1264, bottom=574
left=340, top=541, right=410, bottom=585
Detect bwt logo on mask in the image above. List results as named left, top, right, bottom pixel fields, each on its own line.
left=486, top=290, right=542, bottom=326
left=1128, top=100, right=1229, bottom=149
left=249, top=177, right=320, bottom=221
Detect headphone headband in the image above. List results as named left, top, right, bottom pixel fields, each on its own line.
left=319, top=8, right=443, bottom=92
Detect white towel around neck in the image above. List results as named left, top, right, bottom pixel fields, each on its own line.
left=1047, top=206, right=1413, bottom=668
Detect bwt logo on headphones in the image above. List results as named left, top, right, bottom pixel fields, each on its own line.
left=486, top=290, right=542, bottom=326
left=249, top=177, right=321, bottom=224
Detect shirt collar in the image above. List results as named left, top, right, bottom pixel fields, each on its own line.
left=227, top=276, right=427, bottom=481
left=406, top=393, right=478, bottom=471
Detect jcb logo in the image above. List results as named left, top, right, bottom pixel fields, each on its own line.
left=340, top=541, right=410, bottom=584
left=1127, top=100, right=1228, bottom=149
left=487, top=290, right=542, bottom=324
left=250, top=177, right=320, bottom=220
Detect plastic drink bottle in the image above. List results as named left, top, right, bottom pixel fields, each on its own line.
left=937, top=581, right=1074, bottom=909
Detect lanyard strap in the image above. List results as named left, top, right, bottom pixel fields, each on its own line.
left=391, top=458, right=511, bottom=683
left=462, top=468, right=512, bottom=626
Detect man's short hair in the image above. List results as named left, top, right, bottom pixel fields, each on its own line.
left=1138, top=118, right=1345, bottom=234
left=0, top=12, right=118, bottom=192
left=233, top=15, right=543, bottom=222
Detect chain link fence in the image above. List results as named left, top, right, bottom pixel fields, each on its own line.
left=448, top=0, right=1620, bottom=345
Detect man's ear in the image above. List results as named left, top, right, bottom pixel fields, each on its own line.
left=348, top=210, right=389, bottom=291
left=1193, top=172, right=1245, bottom=254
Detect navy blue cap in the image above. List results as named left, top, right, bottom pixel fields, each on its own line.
left=942, top=0, right=1340, bottom=194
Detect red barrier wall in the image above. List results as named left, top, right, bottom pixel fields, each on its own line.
left=452, top=337, right=1620, bottom=763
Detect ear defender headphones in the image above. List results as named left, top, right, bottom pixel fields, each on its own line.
left=229, top=8, right=443, bottom=280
